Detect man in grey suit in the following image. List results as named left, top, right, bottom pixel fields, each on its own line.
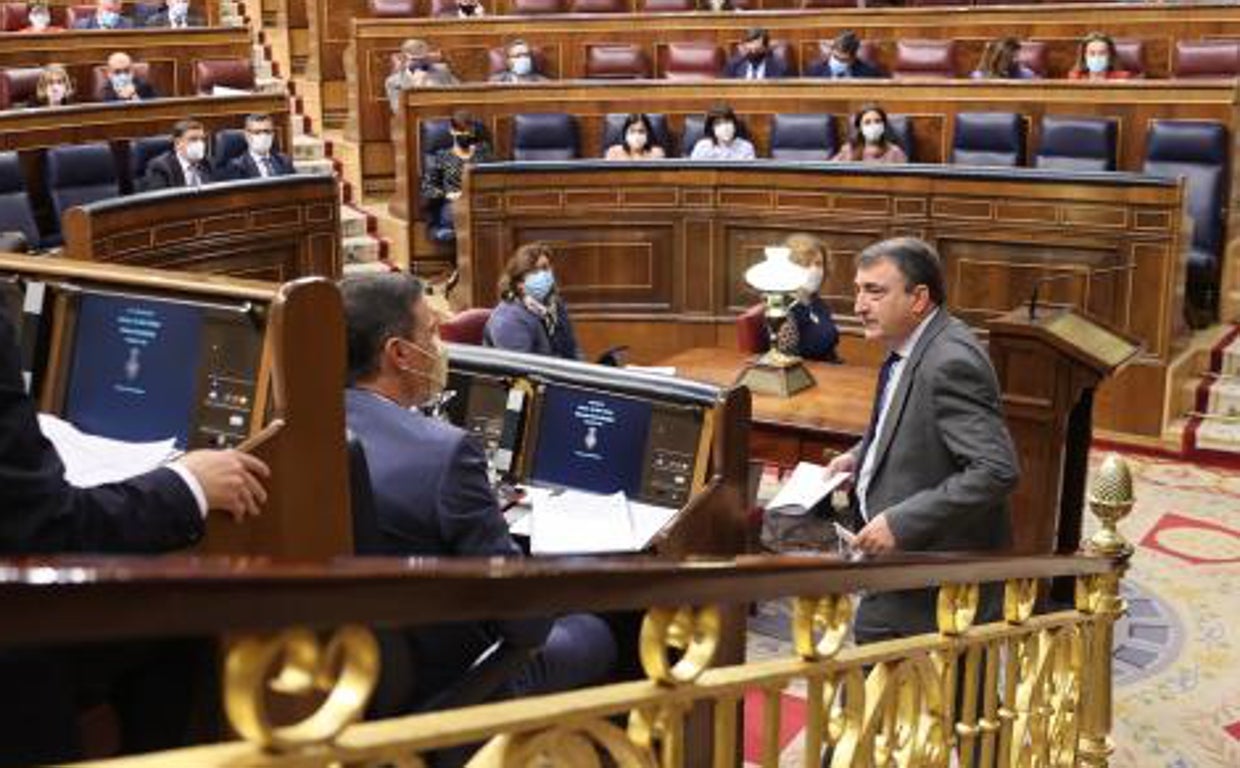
left=826, top=237, right=1020, bottom=642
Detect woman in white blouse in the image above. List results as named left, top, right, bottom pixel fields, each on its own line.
left=689, top=105, right=755, bottom=161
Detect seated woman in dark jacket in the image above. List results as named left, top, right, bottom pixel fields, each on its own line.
left=420, top=109, right=493, bottom=242
left=765, top=233, right=840, bottom=362
left=483, top=242, right=580, bottom=360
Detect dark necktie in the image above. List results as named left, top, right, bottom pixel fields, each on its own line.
left=861, top=351, right=903, bottom=456
left=261, top=157, right=275, bottom=177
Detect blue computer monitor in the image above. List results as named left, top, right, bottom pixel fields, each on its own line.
left=62, top=292, right=205, bottom=448
left=529, top=382, right=653, bottom=497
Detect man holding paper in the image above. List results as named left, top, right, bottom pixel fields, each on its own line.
left=825, top=237, right=1020, bottom=642
left=339, top=273, right=616, bottom=715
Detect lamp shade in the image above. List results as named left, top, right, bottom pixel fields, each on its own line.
left=744, top=246, right=807, bottom=293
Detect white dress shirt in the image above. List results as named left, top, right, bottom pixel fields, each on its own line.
left=178, top=154, right=204, bottom=187
left=250, top=151, right=274, bottom=177
left=745, top=60, right=767, bottom=80
left=856, top=307, right=940, bottom=521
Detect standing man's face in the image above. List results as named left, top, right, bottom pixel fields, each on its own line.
left=853, top=258, right=931, bottom=346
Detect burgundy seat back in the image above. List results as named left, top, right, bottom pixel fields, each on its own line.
left=428, top=0, right=458, bottom=15
left=0, top=67, right=43, bottom=109
left=641, top=0, right=692, bottom=10
left=1174, top=40, right=1240, bottom=79
left=585, top=45, right=651, bottom=79
left=511, top=0, right=563, bottom=14
left=571, top=0, right=626, bottom=12
left=735, top=303, right=767, bottom=354
left=64, top=4, right=97, bottom=26
left=1114, top=39, right=1145, bottom=76
left=799, top=0, right=854, bottom=7
left=194, top=58, right=256, bottom=94
left=0, top=2, right=29, bottom=31
left=892, top=39, right=956, bottom=79
left=370, top=0, right=417, bottom=15
left=440, top=308, right=493, bottom=346
left=662, top=42, right=723, bottom=80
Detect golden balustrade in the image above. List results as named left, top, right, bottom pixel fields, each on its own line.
left=3, top=454, right=1136, bottom=768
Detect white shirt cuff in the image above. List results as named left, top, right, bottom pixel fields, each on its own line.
left=167, top=462, right=209, bottom=518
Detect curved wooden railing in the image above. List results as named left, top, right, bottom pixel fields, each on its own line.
left=0, top=454, right=1138, bottom=767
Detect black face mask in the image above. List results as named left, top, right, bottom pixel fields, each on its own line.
left=746, top=48, right=766, bottom=64
left=408, top=59, right=431, bottom=73
left=459, top=2, right=477, bottom=13
left=453, top=134, right=475, bottom=150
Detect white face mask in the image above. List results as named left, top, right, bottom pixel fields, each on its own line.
left=802, top=266, right=824, bottom=295
left=1085, top=54, right=1110, bottom=74
left=169, top=0, right=190, bottom=18
left=248, top=132, right=274, bottom=155
left=400, top=337, right=448, bottom=398
left=184, top=139, right=206, bottom=163
left=511, top=55, right=533, bottom=76
left=713, top=121, right=736, bottom=144
left=47, top=83, right=67, bottom=102
left=625, top=129, right=648, bottom=151
left=861, top=122, right=886, bottom=144
left=29, top=13, right=50, bottom=29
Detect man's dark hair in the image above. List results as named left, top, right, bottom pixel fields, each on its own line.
left=340, top=272, right=424, bottom=383
left=744, top=27, right=769, bottom=46
left=834, top=30, right=861, bottom=56
left=245, top=113, right=273, bottom=128
left=856, top=237, right=946, bottom=306
left=171, top=118, right=203, bottom=140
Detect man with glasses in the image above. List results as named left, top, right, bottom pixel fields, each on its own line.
left=221, top=114, right=296, bottom=180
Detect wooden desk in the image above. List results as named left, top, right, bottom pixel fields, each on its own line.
left=661, top=347, right=873, bottom=464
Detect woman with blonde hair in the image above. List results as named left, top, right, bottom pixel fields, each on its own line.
left=34, top=64, right=74, bottom=107
left=768, top=233, right=840, bottom=362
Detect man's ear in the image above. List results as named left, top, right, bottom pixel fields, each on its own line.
left=382, top=336, right=409, bottom=372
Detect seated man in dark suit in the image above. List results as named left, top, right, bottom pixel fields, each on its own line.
left=722, top=27, right=790, bottom=80
left=806, top=30, right=886, bottom=79
left=140, top=119, right=215, bottom=191
left=143, top=0, right=204, bottom=27
left=221, top=113, right=296, bottom=180
left=101, top=51, right=158, bottom=102
left=0, top=296, right=270, bottom=763
left=73, top=0, right=134, bottom=28
left=340, top=273, right=616, bottom=715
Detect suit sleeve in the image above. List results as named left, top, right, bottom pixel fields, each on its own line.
left=139, top=159, right=172, bottom=192
left=0, top=314, right=204, bottom=554
left=436, top=435, right=552, bottom=649
left=883, top=344, right=1020, bottom=551
left=486, top=310, right=541, bottom=354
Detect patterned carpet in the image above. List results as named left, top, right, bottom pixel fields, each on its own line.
left=743, top=450, right=1240, bottom=767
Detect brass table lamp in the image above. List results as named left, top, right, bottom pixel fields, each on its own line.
left=737, top=246, right=816, bottom=397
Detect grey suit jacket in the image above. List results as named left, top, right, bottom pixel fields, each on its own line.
left=849, top=309, right=1019, bottom=639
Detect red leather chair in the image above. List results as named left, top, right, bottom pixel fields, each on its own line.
left=1174, top=40, right=1240, bottom=79
left=1114, top=39, right=1145, bottom=77
left=0, top=2, right=29, bottom=31
left=571, top=0, right=626, bottom=12
left=0, top=67, right=42, bottom=109
left=641, top=0, right=692, bottom=10
left=439, top=308, right=492, bottom=345
left=487, top=46, right=551, bottom=78
left=369, top=0, right=417, bottom=15
left=63, top=4, right=98, bottom=27
left=428, top=0, right=458, bottom=15
left=511, top=0, right=563, bottom=14
left=735, top=303, right=768, bottom=355
left=585, top=44, right=651, bottom=79
left=892, top=39, right=957, bottom=79
left=193, top=58, right=255, bottom=94
left=661, top=42, right=723, bottom=80
left=1017, top=40, right=1049, bottom=78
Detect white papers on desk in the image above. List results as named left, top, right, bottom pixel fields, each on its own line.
left=624, top=365, right=677, bottom=376
left=765, top=462, right=849, bottom=515
left=529, top=489, right=677, bottom=555
left=37, top=414, right=178, bottom=488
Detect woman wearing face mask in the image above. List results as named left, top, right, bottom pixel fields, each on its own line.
left=830, top=105, right=908, bottom=164
left=420, top=110, right=493, bottom=242
left=20, top=3, right=64, bottom=32
left=971, top=37, right=1038, bottom=80
left=483, top=242, right=581, bottom=360
left=604, top=114, right=666, bottom=161
left=689, top=105, right=755, bottom=161
left=33, top=65, right=75, bottom=108
left=1068, top=32, right=1132, bottom=81
left=764, top=234, right=840, bottom=363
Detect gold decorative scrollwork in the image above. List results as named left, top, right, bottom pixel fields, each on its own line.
left=639, top=605, right=721, bottom=685
left=793, top=594, right=853, bottom=661
left=1004, top=579, right=1038, bottom=624
left=469, top=718, right=658, bottom=768
left=1003, top=626, right=1086, bottom=768
left=937, top=583, right=980, bottom=636
left=827, top=658, right=949, bottom=768
left=224, top=624, right=380, bottom=751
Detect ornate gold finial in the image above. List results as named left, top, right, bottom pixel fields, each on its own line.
left=1087, top=453, right=1134, bottom=558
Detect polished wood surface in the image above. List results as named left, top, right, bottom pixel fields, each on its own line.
left=350, top=3, right=1240, bottom=187
left=0, top=551, right=1114, bottom=646
left=0, top=255, right=353, bottom=560
left=660, top=347, right=874, bottom=463
left=457, top=162, right=1189, bottom=439
left=62, top=176, right=343, bottom=281
left=0, top=28, right=252, bottom=100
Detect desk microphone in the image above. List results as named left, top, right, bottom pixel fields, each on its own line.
left=1027, top=263, right=1137, bottom=321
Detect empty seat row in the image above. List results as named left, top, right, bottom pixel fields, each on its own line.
left=0, top=130, right=255, bottom=247
left=0, top=59, right=255, bottom=110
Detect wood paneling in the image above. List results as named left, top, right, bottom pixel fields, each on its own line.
left=62, top=176, right=343, bottom=281
left=458, top=162, right=1189, bottom=439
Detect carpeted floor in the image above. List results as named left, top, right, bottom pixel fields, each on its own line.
left=743, top=449, right=1240, bottom=767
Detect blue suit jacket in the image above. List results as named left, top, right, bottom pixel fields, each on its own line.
left=483, top=298, right=581, bottom=360
left=722, top=53, right=791, bottom=79
left=345, top=388, right=550, bottom=710
left=0, top=311, right=203, bottom=554
left=222, top=152, right=296, bottom=181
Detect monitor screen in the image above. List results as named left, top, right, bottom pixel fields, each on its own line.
left=529, top=382, right=652, bottom=497
left=63, top=292, right=205, bottom=448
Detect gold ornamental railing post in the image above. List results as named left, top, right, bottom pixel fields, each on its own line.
left=1077, top=453, right=1135, bottom=768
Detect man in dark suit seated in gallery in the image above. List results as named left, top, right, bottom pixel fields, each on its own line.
left=339, top=272, right=617, bottom=718
left=722, top=27, right=790, bottom=80
left=221, top=113, right=296, bottom=180
left=73, top=0, right=134, bottom=28
left=806, top=30, right=886, bottom=79
left=140, top=119, right=216, bottom=190
left=0, top=296, right=270, bottom=763
left=826, top=237, right=1019, bottom=642
left=101, top=51, right=159, bottom=102
left=143, top=0, right=205, bottom=28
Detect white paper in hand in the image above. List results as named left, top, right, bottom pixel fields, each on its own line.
left=765, top=461, right=849, bottom=515
left=38, top=413, right=178, bottom=487
left=530, top=489, right=637, bottom=554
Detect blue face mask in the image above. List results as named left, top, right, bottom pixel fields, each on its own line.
left=110, top=72, right=132, bottom=90
left=828, top=56, right=850, bottom=77
left=99, top=9, right=120, bottom=26
left=1085, top=54, right=1110, bottom=74
left=523, top=269, right=555, bottom=303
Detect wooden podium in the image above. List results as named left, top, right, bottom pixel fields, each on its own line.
left=988, top=305, right=1141, bottom=555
